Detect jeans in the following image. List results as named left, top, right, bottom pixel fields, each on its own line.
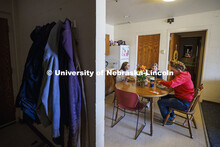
left=157, top=94, right=191, bottom=121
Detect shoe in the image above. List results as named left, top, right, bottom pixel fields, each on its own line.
left=160, top=119, right=173, bottom=125
left=146, top=101, right=150, bottom=108
left=165, top=121, right=173, bottom=125
left=170, top=114, right=176, bottom=121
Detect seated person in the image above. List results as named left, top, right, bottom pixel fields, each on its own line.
left=157, top=60, right=194, bottom=125
left=116, top=62, right=130, bottom=83
left=148, top=63, right=163, bottom=79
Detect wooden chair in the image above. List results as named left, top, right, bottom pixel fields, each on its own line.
left=163, top=84, right=204, bottom=139
left=105, top=72, right=116, bottom=96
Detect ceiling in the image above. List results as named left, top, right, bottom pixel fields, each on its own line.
left=106, top=0, right=220, bottom=25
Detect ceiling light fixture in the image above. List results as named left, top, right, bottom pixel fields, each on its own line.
left=124, top=16, right=130, bottom=18
left=163, top=0, right=175, bottom=2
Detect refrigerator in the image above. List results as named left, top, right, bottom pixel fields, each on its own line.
left=105, top=45, right=129, bottom=70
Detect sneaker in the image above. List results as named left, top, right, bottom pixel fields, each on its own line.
left=165, top=121, right=173, bottom=125
left=160, top=119, right=173, bottom=125
left=170, top=114, right=176, bottom=121
left=146, top=101, right=150, bottom=108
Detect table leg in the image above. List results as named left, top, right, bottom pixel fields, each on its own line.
left=150, top=98, right=154, bottom=136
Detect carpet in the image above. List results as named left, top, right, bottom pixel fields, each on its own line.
left=201, top=101, right=220, bottom=147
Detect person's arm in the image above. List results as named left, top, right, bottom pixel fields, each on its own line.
left=116, top=70, right=126, bottom=82
left=160, top=80, right=172, bottom=87
left=116, top=74, right=124, bottom=82
left=160, top=74, right=187, bottom=88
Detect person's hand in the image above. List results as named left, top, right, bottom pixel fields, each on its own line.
left=160, top=80, right=166, bottom=85
left=167, top=87, right=174, bottom=93
left=157, top=79, right=163, bottom=82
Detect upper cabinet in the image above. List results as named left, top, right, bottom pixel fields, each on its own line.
left=105, top=34, right=110, bottom=55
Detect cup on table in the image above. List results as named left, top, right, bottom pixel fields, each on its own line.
left=150, top=77, right=155, bottom=88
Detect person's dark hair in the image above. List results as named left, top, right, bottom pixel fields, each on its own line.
left=120, top=62, right=128, bottom=71
left=170, top=60, right=186, bottom=71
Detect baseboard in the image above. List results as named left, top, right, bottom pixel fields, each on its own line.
left=22, top=113, right=55, bottom=147
left=0, top=120, right=16, bottom=129
left=202, top=98, right=220, bottom=104
left=202, top=100, right=220, bottom=104
left=26, top=121, right=55, bottom=147
left=199, top=102, right=211, bottom=147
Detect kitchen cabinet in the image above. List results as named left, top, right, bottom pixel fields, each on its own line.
left=105, top=34, right=110, bottom=55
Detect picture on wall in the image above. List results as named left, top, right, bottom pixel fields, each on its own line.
left=183, top=45, right=192, bottom=58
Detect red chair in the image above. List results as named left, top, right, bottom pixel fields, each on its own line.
left=111, top=88, right=147, bottom=140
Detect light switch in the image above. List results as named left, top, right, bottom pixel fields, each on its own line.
left=161, top=50, right=165, bottom=54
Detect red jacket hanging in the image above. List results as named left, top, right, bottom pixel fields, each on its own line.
left=160, top=71, right=194, bottom=101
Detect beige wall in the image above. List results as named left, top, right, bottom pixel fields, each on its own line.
left=114, top=10, right=220, bottom=103
left=0, top=0, right=12, bottom=13
left=12, top=0, right=105, bottom=146
left=106, top=24, right=114, bottom=41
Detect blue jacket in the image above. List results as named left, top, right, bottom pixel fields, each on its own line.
left=37, top=21, right=62, bottom=138
left=16, top=22, right=55, bottom=121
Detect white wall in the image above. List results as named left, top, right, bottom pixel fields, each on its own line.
left=96, top=0, right=106, bottom=147
left=106, top=23, right=114, bottom=41
left=114, top=10, right=220, bottom=103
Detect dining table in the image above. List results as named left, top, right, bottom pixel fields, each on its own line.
left=115, top=79, right=170, bottom=136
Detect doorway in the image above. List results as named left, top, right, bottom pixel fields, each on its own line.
left=0, top=18, right=15, bottom=127
left=137, top=34, right=160, bottom=69
left=168, top=31, right=206, bottom=89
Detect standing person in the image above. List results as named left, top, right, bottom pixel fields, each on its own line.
left=116, top=62, right=130, bottom=82
left=157, top=60, right=194, bottom=125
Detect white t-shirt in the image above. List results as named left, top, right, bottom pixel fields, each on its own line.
left=116, top=70, right=130, bottom=83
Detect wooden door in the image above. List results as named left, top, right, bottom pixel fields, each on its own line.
left=168, top=33, right=180, bottom=81
left=105, top=34, right=110, bottom=55
left=137, top=34, right=160, bottom=69
left=0, top=18, right=15, bottom=126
